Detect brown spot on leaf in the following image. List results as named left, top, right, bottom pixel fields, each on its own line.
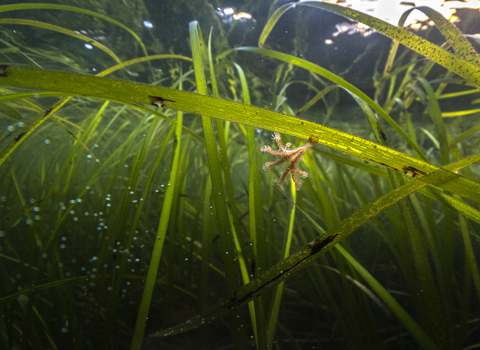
left=403, top=166, right=427, bottom=177
left=149, top=95, right=175, bottom=108
left=0, top=65, right=8, bottom=77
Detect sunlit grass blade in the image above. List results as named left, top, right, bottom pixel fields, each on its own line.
left=260, top=2, right=480, bottom=87
left=442, top=108, right=480, bottom=117
left=2, top=65, right=480, bottom=203
left=400, top=6, right=480, bottom=67
left=227, top=46, right=428, bottom=161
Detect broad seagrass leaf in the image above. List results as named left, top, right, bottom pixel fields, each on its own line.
left=0, top=65, right=480, bottom=204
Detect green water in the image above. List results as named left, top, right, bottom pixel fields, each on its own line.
left=1, top=1, right=480, bottom=349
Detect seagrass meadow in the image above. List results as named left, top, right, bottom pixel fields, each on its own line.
left=1, top=0, right=480, bottom=349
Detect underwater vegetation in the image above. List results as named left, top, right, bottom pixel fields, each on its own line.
left=1, top=1, right=480, bottom=349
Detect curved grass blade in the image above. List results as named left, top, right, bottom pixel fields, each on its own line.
left=0, top=3, right=150, bottom=58
left=258, top=3, right=295, bottom=48
left=399, top=6, right=480, bottom=67
left=97, top=54, right=192, bottom=77
left=228, top=46, right=428, bottom=162
left=260, top=2, right=480, bottom=87
left=0, top=19, right=123, bottom=66
left=0, top=51, right=197, bottom=167
left=2, top=65, right=480, bottom=204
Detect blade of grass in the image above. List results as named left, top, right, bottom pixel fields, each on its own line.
left=188, top=20, right=248, bottom=350
left=0, top=3, right=150, bottom=58
left=266, top=178, right=296, bottom=348
left=352, top=87, right=449, bottom=348
left=130, top=104, right=183, bottom=350
left=0, top=19, right=123, bottom=66
left=259, top=2, right=480, bottom=87
left=2, top=65, right=480, bottom=204
left=227, top=46, right=428, bottom=162
left=335, top=245, right=439, bottom=350
left=416, top=78, right=450, bottom=165
left=459, top=215, right=480, bottom=305
left=231, top=61, right=267, bottom=347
